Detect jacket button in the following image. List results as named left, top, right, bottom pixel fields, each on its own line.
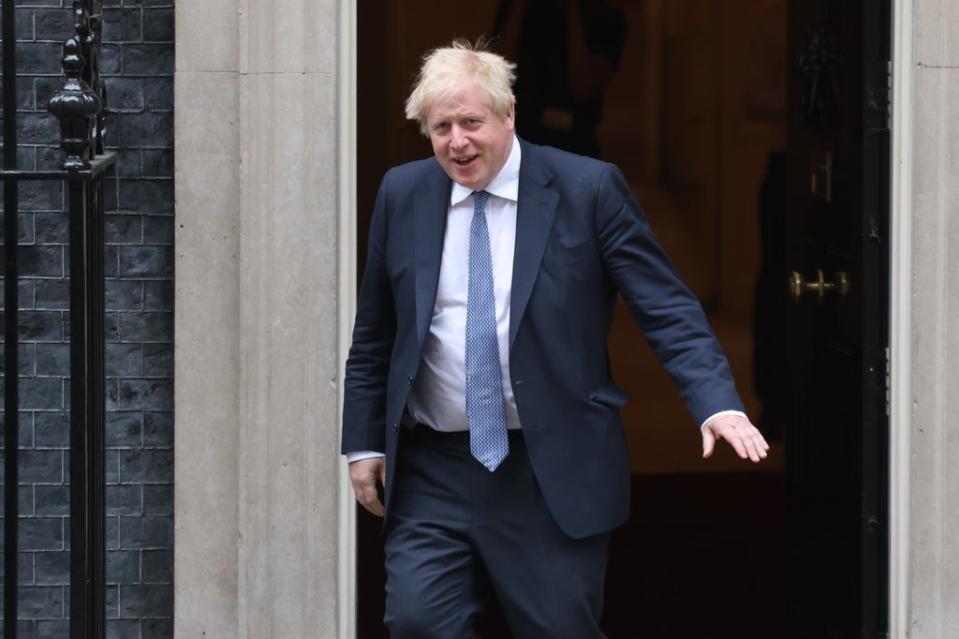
left=392, top=422, right=399, bottom=431
left=407, top=376, right=414, bottom=385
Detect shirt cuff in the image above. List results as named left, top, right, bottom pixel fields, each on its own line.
left=346, top=450, right=386, bottom=464
left=700, top=409, right=748, bottom=430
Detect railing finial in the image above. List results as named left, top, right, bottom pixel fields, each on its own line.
left=47, top=36, right=101, bottom=171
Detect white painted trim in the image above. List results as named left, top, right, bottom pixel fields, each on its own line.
left=336, top=1, right=358, bottom=637
left=889, top=0, right=913, bottom=635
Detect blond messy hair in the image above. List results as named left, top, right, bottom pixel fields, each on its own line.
left=405, top=38, right=517, bottom=135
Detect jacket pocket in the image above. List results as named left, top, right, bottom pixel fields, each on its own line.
left=588, top=384, right=630, bottom=409
left=552, top=239, right=591, bottom=264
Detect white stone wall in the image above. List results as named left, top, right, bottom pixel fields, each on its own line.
left=174, top=0, right=348, bottom=637
left=907, top=0, right=959, bottom=636
left=173, top=0, right=240, bottom=633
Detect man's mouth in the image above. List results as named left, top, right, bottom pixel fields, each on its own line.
left=452, top=155, right=478, bottom=167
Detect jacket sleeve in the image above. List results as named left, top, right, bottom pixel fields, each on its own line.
left=341, top=171, right=397, bottom=454
left=593, top=163, right=745, bottom=426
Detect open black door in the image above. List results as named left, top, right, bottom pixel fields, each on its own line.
left=784, top=0, right=889, bottom=637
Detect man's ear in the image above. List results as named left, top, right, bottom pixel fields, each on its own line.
left=505, top=103, right=516, bottom=130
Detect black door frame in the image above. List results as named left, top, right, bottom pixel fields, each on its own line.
left=344, top=0, right=911, bottom=635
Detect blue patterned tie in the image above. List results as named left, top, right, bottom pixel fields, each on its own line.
left=465, top=191, right=509, bottom=471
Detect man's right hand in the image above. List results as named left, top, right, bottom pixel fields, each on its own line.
left=349, top=457, right=386, bottom=517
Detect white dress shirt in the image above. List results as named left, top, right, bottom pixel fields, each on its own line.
left=405, top=136, right=523, bottom=433
left=346, top=136, right=743, bottom=463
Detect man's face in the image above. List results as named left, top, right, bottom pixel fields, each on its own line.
left=425, top=83, right=515, bottom=191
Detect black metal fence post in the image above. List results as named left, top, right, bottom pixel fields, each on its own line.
left=2, top=0, right=21, bottom=634
left=1, top=0, right=113, bottom=635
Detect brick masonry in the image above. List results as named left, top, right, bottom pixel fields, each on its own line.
left=0, top=0, right=174, bottom=636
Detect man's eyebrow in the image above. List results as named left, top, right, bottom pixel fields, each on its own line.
left=428, top=109, right=485, bottom=126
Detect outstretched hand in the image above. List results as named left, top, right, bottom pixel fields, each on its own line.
left=702, top=414, right=770, bottom=463
left=349, top=457, right=386, bottom=517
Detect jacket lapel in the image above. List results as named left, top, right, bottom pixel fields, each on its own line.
left=414, top=169, right=453, bottom=349
left=510, top=143, right=558, bottom=350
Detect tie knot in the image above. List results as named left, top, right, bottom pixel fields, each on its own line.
left=473, top=191, right=490, bottom=211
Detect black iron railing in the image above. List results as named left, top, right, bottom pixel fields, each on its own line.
left=1, top=0, right=114, bottom=636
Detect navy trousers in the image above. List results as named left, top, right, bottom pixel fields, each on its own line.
left=384, top=424, right=610, bottom=639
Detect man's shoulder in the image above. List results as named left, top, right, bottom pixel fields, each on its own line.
left=520, top=140, right=612, bottom=183
left=382, top=155, right=445, bottom=191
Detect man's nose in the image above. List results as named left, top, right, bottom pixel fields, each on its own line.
left=450, top=126, right=468, bottom=150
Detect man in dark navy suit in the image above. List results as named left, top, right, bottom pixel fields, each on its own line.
left=342, top=40, right=769, bottom=638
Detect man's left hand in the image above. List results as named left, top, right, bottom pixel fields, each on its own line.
left=702, top=414, right=770, bottom=463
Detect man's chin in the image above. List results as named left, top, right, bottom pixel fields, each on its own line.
left=446, top=171, right=483, bottom=190
left=440, top=161, right=483, bottom=188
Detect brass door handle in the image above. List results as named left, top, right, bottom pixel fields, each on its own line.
left=789, top=269, right=849, bottom=302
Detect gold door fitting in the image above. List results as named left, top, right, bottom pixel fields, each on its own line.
left=789, top=269, right=849, bottom=303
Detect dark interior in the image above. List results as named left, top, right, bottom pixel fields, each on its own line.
left=355, top=1, right=804, bottom=636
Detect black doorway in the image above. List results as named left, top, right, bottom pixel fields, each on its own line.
left=353, top=1, right=889, bottom=637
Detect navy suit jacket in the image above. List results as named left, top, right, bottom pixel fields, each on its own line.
left=342, top=139, right=744, bottom=539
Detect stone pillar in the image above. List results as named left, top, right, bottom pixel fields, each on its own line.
left=906, top=0, right=959, bottom=636
left=174, top=0, right=350, bottom=636
left=173, top=0, right=240, bottom=634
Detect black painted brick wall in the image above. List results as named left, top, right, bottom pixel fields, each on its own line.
left=0, top=0, right=174, bottom=636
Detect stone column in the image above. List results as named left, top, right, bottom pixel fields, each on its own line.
left=235, top=0, right=343, bottom=636
left=906, top=0, right=959, bottom=636
left=174, top=0, right=241, bottom=634
left=175, top=0, right=350, bottom=636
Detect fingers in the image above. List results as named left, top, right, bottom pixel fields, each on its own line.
left=352, top=480, right=383, bottom=516
left=705, top=416, right=770, bottom=463
left=702, top=428, right=716, bottom=458
left=354, top=483, right=385, bottom=516
left=741, top=432, right=762, bottom=462
left=357, top=487, right=385, bottom=517
left=727, top=429, right=750, bottom=460
left=731, top=422, right=760, bottom=462
left=732, top=421, right=768, bottom=462
left=349, top=458, right=386, bottom=517
left=741, top=421, right=770, bottom=461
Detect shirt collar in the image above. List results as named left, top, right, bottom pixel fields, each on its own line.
left=450, top=135, right=521, bottom=207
